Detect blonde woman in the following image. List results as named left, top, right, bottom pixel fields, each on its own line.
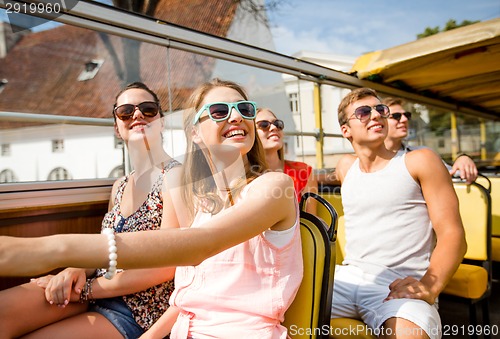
left=0, top=79, right=303, bottom=339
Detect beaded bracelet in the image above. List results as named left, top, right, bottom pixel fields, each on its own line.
left=103, top=228, right=118, bottom=280
left=79, top=277, right=96, bottom=303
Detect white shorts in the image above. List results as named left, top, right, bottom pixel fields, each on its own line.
left=331, top=265, right=442, bottom=339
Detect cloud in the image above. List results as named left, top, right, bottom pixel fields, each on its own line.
left=267, top=0, right=500, bottom=57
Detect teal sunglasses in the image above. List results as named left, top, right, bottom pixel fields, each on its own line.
left=193, top=101, right=257, bottom=124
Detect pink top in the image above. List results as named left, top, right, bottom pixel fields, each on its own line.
left=170, top=181, right=303, bottom=339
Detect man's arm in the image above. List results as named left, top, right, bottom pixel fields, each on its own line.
left=449, top=154, right=478, bottom=184
left=386, top=148, right=467, bottom=304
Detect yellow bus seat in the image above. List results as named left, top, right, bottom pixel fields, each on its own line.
left=327, top=216, right=375, bottom=339
left=476, top=175, right=500, bottom=262
left=317, top=196, right=376, bottom=339
left=284, top=193, right=337, bottom=339
left=317, top=193, right=345, bottom=266
left=442, top=181, right=492, bottom=331
left=317, top=192, right=344, bottom=218
left=329, top=318, right=376, bottom=339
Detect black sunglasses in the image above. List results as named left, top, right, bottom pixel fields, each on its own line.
left=390, top=112, right=412, bottom=121
left=256, top=119, right=285, bottom=131
left=348, top=104, right=390, bottom=123
left=113, top=101, right=160, bottom=121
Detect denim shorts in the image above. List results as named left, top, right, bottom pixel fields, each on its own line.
left=89, top=296, right=144, bottom=339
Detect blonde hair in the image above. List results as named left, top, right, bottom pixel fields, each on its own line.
left=256, top=107, right=284, bottom=161
left=181, top=78, right=267, bottom=218
left=381, top=97, right=406, bottom=107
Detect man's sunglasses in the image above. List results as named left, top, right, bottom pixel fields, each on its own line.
left=348, top=104, right=390, bottom=123
left=256, top=119, right=285, bottom=131
left=114, top=101, right=160, bottom=121
left=193, top=101, right=257, bottom=124
left=390, top=112, right=412, bottom=121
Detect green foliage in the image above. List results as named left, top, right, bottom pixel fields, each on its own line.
left=417, top=19, right=480, bottom=39
left=427, top=110, right=450, bottom=136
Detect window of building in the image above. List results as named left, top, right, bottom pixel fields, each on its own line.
left=0, top=169, right=17, bottom=183
left=1, top=143, right=11, bottom=156
left=52, top=139, right=64, bottom=153
left=77, top=59, right=104, bottom=81
left=289, top=92, right=299, bottom=115
left=0, top=79, right=7, bottom=94
left=47, top=167, right=72, bottom=181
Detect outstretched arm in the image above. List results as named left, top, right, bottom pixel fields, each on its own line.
left=0, top=172, right=295, bottom=277
left=449, top=154, right=478, bottom=184
left=36, top=170, right=181, bottom=306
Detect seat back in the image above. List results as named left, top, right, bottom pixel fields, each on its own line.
left=454, top=181, right=492, bottom=263
left=317, top=193, right=344, bottom=265
left=443, top=181, right=492, bottom=299
left=318, top=194, right=376, bottom=339
left=476, top=174, right=500, bottom=262
left=317, top=192, right=344, bottom=219
left=283, top=193, right=337, bottom=339
left=441, top=181, right=492, bottom=327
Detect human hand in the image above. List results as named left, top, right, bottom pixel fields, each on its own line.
left=30, top=274, right=55, bottom=288
left=384, top=276, right=435, bottom=305
left=40, top=268, right=87, bottom=307
left=449, top=155, right=478, bottom=184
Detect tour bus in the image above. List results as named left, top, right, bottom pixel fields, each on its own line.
left=0, top=1, right=498, bottom=338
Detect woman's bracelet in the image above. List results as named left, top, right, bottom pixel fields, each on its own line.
left=103, top=228, right=118, bottom=280
left=79, top=277, right=96, bottom=303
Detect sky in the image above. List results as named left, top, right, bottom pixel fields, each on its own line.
left=1, top=0, right=499, bottom=57
left=265, top=0, right=500, bottom=57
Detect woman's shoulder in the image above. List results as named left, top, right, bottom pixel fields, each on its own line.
left=250, top=171, right=294, bottom=191
left=112, top=174, right=128, bottom=192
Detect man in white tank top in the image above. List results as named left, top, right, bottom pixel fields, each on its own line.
left=382, top=96, right=478, bottom=184
left=332, top=88, right=467, bottom=339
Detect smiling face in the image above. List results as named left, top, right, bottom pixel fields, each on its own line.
left=386, top=103, right=410, bottom=142
left=114, top=88, right=163, bottom=145
left=193, top=86, right=255, bottom=158
left=255, top=108, right=283, bottom=153
left=341, top=95, right=388, bottom=145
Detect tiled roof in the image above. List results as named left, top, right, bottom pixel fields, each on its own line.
left=0, top=0, right=238, bottom=124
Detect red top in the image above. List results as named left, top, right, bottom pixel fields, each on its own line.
left=284, top=160, right=312, bottom=198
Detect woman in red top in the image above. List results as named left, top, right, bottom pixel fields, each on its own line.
left=256, top=108, right=317, bottom=213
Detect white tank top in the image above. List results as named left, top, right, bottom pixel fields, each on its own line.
left=341, top=150, right=435, bottom=279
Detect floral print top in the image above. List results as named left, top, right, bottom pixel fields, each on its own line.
left=97, top=159, right=181, bottom=330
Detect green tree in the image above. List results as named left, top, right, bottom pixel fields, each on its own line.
left=417, top=19, right=479, bottom=39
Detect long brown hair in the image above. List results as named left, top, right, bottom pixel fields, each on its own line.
left=181, top=78, right=267, bottom=218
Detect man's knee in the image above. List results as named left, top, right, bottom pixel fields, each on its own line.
left=380, top=317, right=430, bottom=339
